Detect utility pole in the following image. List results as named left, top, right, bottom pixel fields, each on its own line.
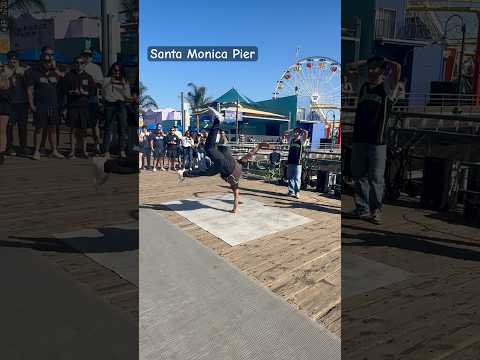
left=332, top=113, right=336, bottom=150
left=180, top=91, right=185, bottom=132
left=458, top=22, right=466, bottom=104
left=235, top=97, right=239, bottom=143
left=101, top=0, right=108, bottom=74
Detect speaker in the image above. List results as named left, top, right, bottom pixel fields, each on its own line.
left=316, top=170, right=330, bottom=193
left=420, top=157, right=452, bottom=211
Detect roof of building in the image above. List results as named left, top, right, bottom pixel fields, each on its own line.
left=213, top=88, right=255, bottom=104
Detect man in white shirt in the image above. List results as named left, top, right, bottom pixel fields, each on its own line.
left=82, top=49, right=103, bottom=153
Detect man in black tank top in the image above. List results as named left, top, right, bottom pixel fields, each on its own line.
left=346, top=56, right=401, bottom=224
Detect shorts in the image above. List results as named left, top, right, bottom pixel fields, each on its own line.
left=142, top=146, right=152, bottom=156
left=34, top=106, right=59, bottom=129
left=68, top=107, right=89, bottom=129
left=0, top=100, right=11, bottom=116
left=167, top=148, right=177, bottom=159
left=221, top=163, right=242, bottom=189
left=9, top=103, right=28, bottom=126
left=153, top=147, right=164, bottom=158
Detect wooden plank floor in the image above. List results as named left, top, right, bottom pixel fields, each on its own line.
left=1, top=152, right=139, bottom=322
left=140, top=170, right=341, bottom=335
left=342, top=194, right=480, bottom=359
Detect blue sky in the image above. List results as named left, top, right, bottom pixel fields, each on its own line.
left=140, top=0, right=340, bottom=109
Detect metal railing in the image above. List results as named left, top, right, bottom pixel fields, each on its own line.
left=342, top=92, right=480, bottom=114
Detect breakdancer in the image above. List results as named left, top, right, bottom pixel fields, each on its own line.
left=177, top=107, right=268, bottom=213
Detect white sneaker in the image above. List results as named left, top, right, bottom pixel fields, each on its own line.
left=294, top=193, right=300, bottom=199
left=153, top=167, right=157, bottom=172
left=68, top=152, right=76, bottom=160
left=120, top=151, right=127, bottom=158
left=32, top=151, right=41, bottom=160
left=370, top=209, right=382, bottom=225
left=160, top=167, right=165, bottom=171
left=177, top=169, right=185, bottom=183
left=51, top=150, right=65, bottom=159
left=92, top=156, right=109, bottom=187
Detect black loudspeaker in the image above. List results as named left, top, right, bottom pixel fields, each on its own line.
left=420, top=157, right=452, bottom=211
left=316, top=170, right=330, bottom=193
left=464, top=166, right=480, bottom=225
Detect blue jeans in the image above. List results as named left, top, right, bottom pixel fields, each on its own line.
left=287, top=164, right=302, bottom=194
left=182, top=147, right=192, bottom=168
left=103, top=103, right=128, bottom=153
left=351, top=143, right=387, bottom=214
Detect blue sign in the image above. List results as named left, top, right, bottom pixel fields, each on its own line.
left=148, top=46, right=258, bottom=62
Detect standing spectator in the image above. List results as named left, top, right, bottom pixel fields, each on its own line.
left=165, top=126, right=180, bottom=171
left=27, top=49, right=65, bottom=160
left=61, top=56, right=96, bottom=159
left=286, top=128, right=308, bottom=199
left=151, top=125, right=164, bottom=171
left=102, top=62, right=131, bottom=159
left=218, top=130, right=229, bottom=146
left=139, top=125, right=150, bottom=169
left=5, top=50, right=30, bottom=156
left=36, top=46, right=64, bottom=153
left=346, top=56, right=401, bottom=224
left=181, top=130, right=193, bottom=170
left=128, top=81, right=140, bottom=154
left=0, top=64, right=11, bottom=164
left=82, top=49, right=103, bottom=153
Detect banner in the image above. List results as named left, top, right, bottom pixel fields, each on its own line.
left=224, top=110, right=242, bottom=124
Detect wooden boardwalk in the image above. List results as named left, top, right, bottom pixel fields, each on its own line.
left=140, top=170, right=341, bottom=335
left=1, top=154, right=139, bottom=322
left=342, top=195, right=480, bottom=359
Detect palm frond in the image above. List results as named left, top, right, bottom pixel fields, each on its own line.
left=8, top=0, right=46, bottom=13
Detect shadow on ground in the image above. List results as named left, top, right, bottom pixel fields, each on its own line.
left=4, top=225, right=138, bottom=254
left=342, top=223, right=480, bottom=262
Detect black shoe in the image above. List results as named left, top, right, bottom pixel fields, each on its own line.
left=0, top=153, right=5, bottom=165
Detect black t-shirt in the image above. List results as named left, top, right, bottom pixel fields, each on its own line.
left=165, top=133, right=179, bottom=150
left=8, top=68, right=28, bottom=104
left=61, top=70, right=95, bottom=108
left=27, top=68, right=62, bottom=107
left=353, top=82, right=392, bottom=145
left=287, top=139, right=303, bottom=165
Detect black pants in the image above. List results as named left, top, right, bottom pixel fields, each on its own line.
left=7, top=103, right=29, bottom=149
left=104, top=158, right=138, bottom=174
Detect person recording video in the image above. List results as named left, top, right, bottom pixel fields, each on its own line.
left=345, top=55, right=401, bottom=224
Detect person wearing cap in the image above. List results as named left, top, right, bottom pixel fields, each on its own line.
left=345, top=55, right=401, bottom=224
left=286, top=127, right=308, bottom=199
left=164, top=126, right=180, bottom=170
left=81, top=48, right=103, bottom=153
left=4, top=50, right=30, bottom=156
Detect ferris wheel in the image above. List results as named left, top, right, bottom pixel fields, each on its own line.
left=273, top=56, right=341, bottom=122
